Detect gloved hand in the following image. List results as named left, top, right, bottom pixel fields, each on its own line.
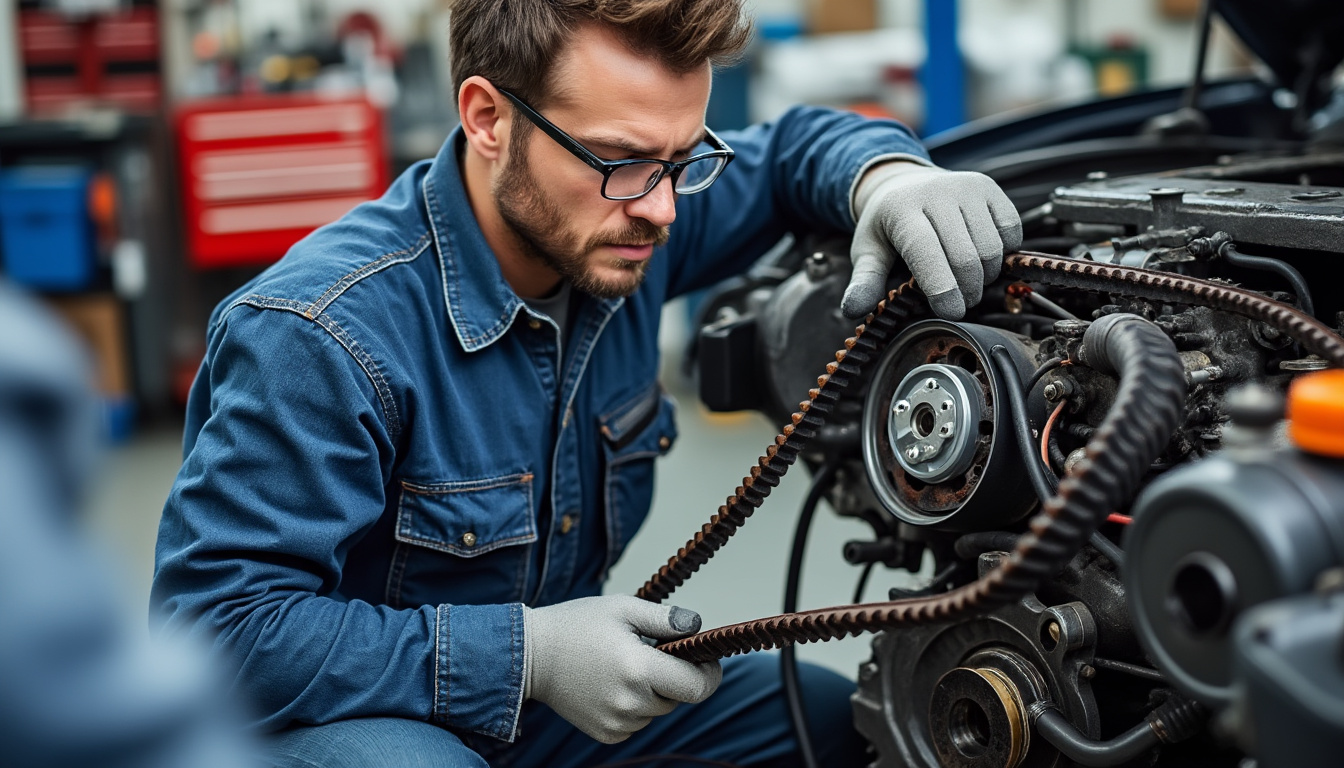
left=523, top=595, right=722, bottom=744
left=842, top=161, right=1022, bottom=321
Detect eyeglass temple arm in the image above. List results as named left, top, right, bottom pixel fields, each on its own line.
left=498, top=89, right=610, bottom=175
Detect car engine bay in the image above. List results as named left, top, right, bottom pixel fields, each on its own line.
left=634, top=4, right=1344, bottom=761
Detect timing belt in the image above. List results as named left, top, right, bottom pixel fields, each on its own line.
left=642, top=251, right=1344, bottom=663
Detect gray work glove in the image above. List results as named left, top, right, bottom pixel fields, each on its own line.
left=523, top=595, right=722, bottom=744
left=842, top=161, right=1022, bottom=321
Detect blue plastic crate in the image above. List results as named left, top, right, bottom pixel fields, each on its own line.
left=0, top=166, right=96, bottom=291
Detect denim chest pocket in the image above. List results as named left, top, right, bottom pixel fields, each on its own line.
left=387, top=472, right=537, bottom=607
left=600, top=385, right=678, bottom=576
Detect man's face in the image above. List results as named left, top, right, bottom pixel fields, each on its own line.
left=492, top=24, right=713, bottom=299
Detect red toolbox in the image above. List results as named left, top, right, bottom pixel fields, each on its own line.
left=174, top=96, right=389, bottom=269
left=19, top=5, right=162, bottom=115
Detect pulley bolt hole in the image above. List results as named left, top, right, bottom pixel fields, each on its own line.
left=894, top=400, right=910, bottom=415
left=949, top=698, right=993, bottom=758
left=912, top=403, right=938, bottom=438
left=1040, top=621, right=1060, bottom=651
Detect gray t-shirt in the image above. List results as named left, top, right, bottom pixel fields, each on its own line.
left=524, top=280, right=573, bottom=344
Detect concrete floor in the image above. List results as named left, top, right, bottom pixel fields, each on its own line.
left=85, top=298, right=923, bottom=681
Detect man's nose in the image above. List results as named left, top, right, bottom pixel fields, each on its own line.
left=624, top=175, right=677, bottom=228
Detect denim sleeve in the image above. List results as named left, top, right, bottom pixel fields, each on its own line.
left=151, top=304, right=525, bottom=739
left=665, top=105, right=929, bottom=297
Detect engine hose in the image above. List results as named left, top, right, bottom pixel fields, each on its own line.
left=782, top=464, right=837, bottom=768
left=657, top=314, right=1185, bottom=662
left=1032, top=707, right=1160, bottom=767
left=1219, top=243, right=1315, bottom=318
left=1032, top=693, right=1206, bottom=767
left=991, top=347, right=1058, bottom=504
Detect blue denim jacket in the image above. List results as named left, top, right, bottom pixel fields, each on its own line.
left=151, top=106, right=927, bottom=739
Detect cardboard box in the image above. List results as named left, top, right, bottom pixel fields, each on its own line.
left=44, top=293, right=131, bottom=398
left=809, top=0, right=878, bottom=34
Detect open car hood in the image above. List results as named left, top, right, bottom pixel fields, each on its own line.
left=1217, top=0, right=1344, bottom=95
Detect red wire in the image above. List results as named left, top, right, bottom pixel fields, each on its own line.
left=1040, top=400, right=1067, bottom=468
left=1039, top=401, right=1133, bottom=526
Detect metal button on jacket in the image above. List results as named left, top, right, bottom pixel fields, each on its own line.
left=461, top=531, right=477, bottom=547
left=560, top=514, right=575, bottom=535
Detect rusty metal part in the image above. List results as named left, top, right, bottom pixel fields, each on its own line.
left=634, top=282, right=927, bottom=603
left=649, top=252, right=1344, bottom=662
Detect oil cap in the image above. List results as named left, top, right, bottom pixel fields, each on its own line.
left=1288, top=370, right=1344, bottom=458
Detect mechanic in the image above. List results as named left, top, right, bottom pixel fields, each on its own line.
left=151, top=1, right=1021, bottom=766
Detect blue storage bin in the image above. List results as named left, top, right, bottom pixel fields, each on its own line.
left=0, top=167, right=96, bottom=291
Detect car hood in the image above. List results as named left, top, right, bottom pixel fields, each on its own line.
left=1218, top=0, right=1344, bottom=95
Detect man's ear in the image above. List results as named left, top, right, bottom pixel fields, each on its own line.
left=459, top=76, right=509, bottom=162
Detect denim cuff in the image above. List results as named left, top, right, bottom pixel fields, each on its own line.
left=431, top=603, right=526, bottom=741
left=846, top=151, right=936, bottom=225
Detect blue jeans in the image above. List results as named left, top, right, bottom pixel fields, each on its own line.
left=266, top=654, right=867, bottom=768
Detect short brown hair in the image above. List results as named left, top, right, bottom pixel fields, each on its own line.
left=447, top=0, right=751, bottom=107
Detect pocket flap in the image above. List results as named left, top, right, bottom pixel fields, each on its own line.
left=395, top=473, right=536, bottom=557
left=600, top=384, right=672, bottom=453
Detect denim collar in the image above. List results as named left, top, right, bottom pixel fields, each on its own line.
left=421, top=128, right=526, bottom=352
left=422, top=128, right=624, bottom=353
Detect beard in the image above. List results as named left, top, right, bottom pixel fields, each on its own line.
left=493, top=134, right=669, bottom=300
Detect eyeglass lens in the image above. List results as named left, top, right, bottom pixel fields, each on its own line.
left=604, top=155, right=727, bottom=199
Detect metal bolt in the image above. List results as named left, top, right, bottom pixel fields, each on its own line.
left=940, top=400, right=953, bottom=411
left=905, top=443, right=940, bottom=462
left=894, top=400, right=910, bottom=414
left=1044, top=382, right=1062, bottom=401
left=805, top=251, right=832, bottom=281
left=1048, top=622, right=1061, bottom=644
left=1080, top=665, right=1096, bottom=680
left=924, top=378, right=940, bottom=390
left=939, top=424, right=953, bottom=437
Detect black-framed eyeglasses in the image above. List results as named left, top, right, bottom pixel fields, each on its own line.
left=498, top=88, right=734, bottom=201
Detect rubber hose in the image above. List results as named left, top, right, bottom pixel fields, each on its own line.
left=1221, top=243, right=1315, bottom=318
left=990, top=348, right=1058, bottom=503
left=1034, top=707, right=1160, bottom=767
left=781, top=464, right=837, bottom=768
